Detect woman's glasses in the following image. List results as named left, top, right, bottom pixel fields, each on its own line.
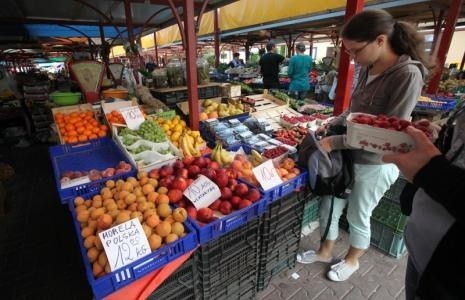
left=344, top=42, right=371, bottom=57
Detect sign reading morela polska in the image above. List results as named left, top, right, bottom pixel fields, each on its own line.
left=98, top=218, right=151, bottom=272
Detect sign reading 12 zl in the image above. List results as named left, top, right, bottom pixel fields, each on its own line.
left=119, top=106, right=145, bottom=130
left=98, top=218, right=151, bottom=271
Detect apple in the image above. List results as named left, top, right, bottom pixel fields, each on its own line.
left=208, top=161, right=220, bottom=170
left=201, top=169, right=216, bottom=180
left=197, top=207, right=213, bottom=223
left=188, top=165, right=201, bottom=178
left=219, top=201, right=232, bottom=215
left=214, top=173, right=229, bottom=188
left=246, top=189, right=261, bottom=202
left=225, top=168, right=238, bottom=179
left=171, top=177, right=188, bottom=191
left=158, top=177, right=173, bottom=188
left=209, top=199, right=221, bottom=210
left=182, top=156, right=195, bottom=166
left=220, top=187, right=232, bottom=200
left=172, top=160, right=184, bottom=170
left=186, top=205, right=197, bottom=219
left=167, top=189, right=183, bottom=203
left=148, top=169, right=159, bottom=179
left=159, top=166, right=174, bottom=178
left=229, top=196, right=242, bottom=208
left=228, top=178, right=238, bottom=188
left=237, top=199, right=253, bottom=209
left=233, top=183, right=249, bottom=197
left=175, top=168, right=189, bottom=179
left=215, top=168, right=227, bottom=175
left=193, top=157, right=208, bottom=168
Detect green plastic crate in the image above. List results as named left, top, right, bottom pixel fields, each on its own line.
left=302, top=198, right=320, bottom=227
left=153, top=109, right=176, bottom=119
left=370, top=218, right=407, bottom=258
left=383, top=176, right=407, bottom=203
left=372, top=198, right=408, bottom=233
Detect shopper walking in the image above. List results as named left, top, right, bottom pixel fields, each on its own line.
left=297, top=9, right=435, bottom=282
left=382, top=108, right=465, bottom=300
left=288, top=42, right=312, bottom=101
left=259, top=42, right=284, bottom=90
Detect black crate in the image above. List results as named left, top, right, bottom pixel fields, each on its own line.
left=199, top=265, right=256, bottom=300
left=147, top=255, right=199, bottom=300
left=199, top=85, right=221, bottom=99
left=257, top=192, right=308, bottom=292
left=257, top=254, right=297, bottom=292
left=197, top=217, right=260, bottom=299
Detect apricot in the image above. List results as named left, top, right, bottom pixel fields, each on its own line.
left=157, top=203, right=172, bottom=218
left=148, top=234, right=162, bottom=250
left=155, top=221, right=171, bottom=237
left=171, top=222, right=185, bottom=236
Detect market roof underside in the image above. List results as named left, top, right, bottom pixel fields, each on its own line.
left=0, top=0, right=236, bottom=53
left=212, top=0, right=465, bottom=47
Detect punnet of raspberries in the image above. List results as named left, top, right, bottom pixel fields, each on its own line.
left=351, top=114, right=432, bottom=137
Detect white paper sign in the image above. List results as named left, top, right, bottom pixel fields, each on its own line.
left=60, top=175, right=90, bottom=189
left=252, top=159, right=283, bottom=191
left=98, top=218, right=151, bottom=272
left=119, top=106, right=145, bottom=130
left=183, top=175, right=221, bottom=209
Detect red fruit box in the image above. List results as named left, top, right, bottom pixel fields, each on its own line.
left=346, top=113, right=414, bottom=154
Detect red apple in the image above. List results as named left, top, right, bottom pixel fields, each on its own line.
left=171, top=176, right=188, bottom=191
left=229, top=196, right=242, bottom=208
left=246, top=189, right=261, bottom=202
left=193, top=157, right=208, bottom=168
left=159, top=166, right=174, bottom=178
left=197, top=207, right=213, bottom=223
left=220, top=187, right=232, bottom=200
left=167, top=189, right=183, bottom=203
left=175, top=168, right=189, bottom=179
left=187, top=205, right=197, bottom=219
left=159, top=177, right=173, bottom=188
left=208, top=161, right=220, bottom=170
left=172, top=160, right=184, bottom=170
left=237, top=199, right=253, bottom=209
left=201, top=169, right=216, bottom=180
left=188, top=165, right=201, bottom=178
left=209, top=199, right=221, bottom=210
left=219, top=201, right=232, bottom=215
left=148, top=169, right=159, bottom=179
left=183, top=156, right=195, bottom=166
left=214, top=173, right=229, bottom=188
left=225, top=168, right=238, bottom=179
left=233, top=183, right=249, bottom=197
left=215, top=168, right=227, bottom=175
left=228, top=178, right=238, bottom=188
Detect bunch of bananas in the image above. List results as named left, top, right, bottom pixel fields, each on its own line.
left=211, top=141, right=233, bottom=166
left=179, top=131, right=204, bottom=157
left=250, top=149, right=265, bottom=167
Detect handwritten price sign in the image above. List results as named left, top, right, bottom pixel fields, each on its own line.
left=252, top=159, right=283, bottom=191
left=98, top=218, right=151, bottom=272
left=183, top=175, right=221, bottom=209
left=119, top=106, right=145, bottom=130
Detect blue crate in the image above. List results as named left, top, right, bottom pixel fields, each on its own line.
left=49, top=137, right=137, bottom=204
left=187, top=198, right=267, bottom=245
left=68, top=199, right=198, bottom=300
left=239, top=168, right=309, bottom=203
left=416, top=95, right=456, bottom=111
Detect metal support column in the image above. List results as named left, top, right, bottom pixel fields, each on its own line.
left=427, top=0, right=464, bottom=94
left=154, top=32, right=159, bottom=66
left=460, top=50, right=465, bottom=71
left=214, top=9, right=220, bottom=68
left=333, top=0, right=363, bottom=115
left=183, top=0, right=200, bottom=130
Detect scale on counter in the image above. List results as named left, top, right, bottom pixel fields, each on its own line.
left=108, top=63, right=125, bottom=81
left=68, top=61, right=104, bottom=103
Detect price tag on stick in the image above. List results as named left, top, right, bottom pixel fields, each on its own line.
left=98, top=218, right=151, bottom=272
left=183, top=175, right=221, bottom=209
left=119, top=106, right=145, bottom=130
left=252, top=159, right=283, bottom=191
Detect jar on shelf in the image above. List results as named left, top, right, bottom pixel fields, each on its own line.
left=197, top=57, right=210, bottom=85
left=152, top=68, right=168, bottom=89
left=166, top=58, right=185, bottom=87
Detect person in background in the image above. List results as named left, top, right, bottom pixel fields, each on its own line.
left=383, top=110, right=465, bottom=299
left=288, top=42, right=312, bottom=102
left=228, top=53, right=245, bottom=68
left=297, top=9, right=435, bottom=282
left=259, top=42, right=285, bottom=90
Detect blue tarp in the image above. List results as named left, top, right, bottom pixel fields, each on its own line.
left=24, top=24, right=141, bottom=39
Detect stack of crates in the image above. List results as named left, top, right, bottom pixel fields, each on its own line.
left=302, top=195, right=320, bottom=228
left=147, top=256, right=199, bottom=300
left=24, top=82, right=52, bottom=141
left=256, top=191, right=309, bottom=291
left=338, top=176, right=409, bottom=258
left=196, top=216, right=260, bottom=299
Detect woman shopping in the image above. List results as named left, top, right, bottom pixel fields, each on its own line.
left=297, top=9, right=435, bottom=282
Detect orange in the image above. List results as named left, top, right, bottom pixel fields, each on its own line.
left=89, top=133, right=98, bottom=140
left=76, top=126, right=85, bottom=134
left=69, top=117, right=79, bottom=124
left=85, top=124, right=94, bottom=131
left=55, top=112, right=63, bottom=119
left=68, top=136, right=78, bottom=143
left=78, top=135, right=88, bottom=142
left=70, top=112, right=79, bottom=118
left=65, top=124, right=75, bottom=131
left=83, top=130, right=92, bottom=136
left=90, top=120, right=99, bottom=127
left=92, top=127, right=100, bottom=134
left=100, top=124, right=108, bottom=132
left=97, top=130, right=106, bottom=137
left=68, top=130, right=78, bottom=137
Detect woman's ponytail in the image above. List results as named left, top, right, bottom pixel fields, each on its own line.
left=390, top=21, right=436, bottom=72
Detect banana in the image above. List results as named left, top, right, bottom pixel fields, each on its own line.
left=251, top=149, right=264, bottom=163
left=185, top=134, right=200, bottom=156
left=181, top=136, right=192, bottom=157
left=220, top=149, right=232, bottom=164
left=212, top=143, right=223, bottom=165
